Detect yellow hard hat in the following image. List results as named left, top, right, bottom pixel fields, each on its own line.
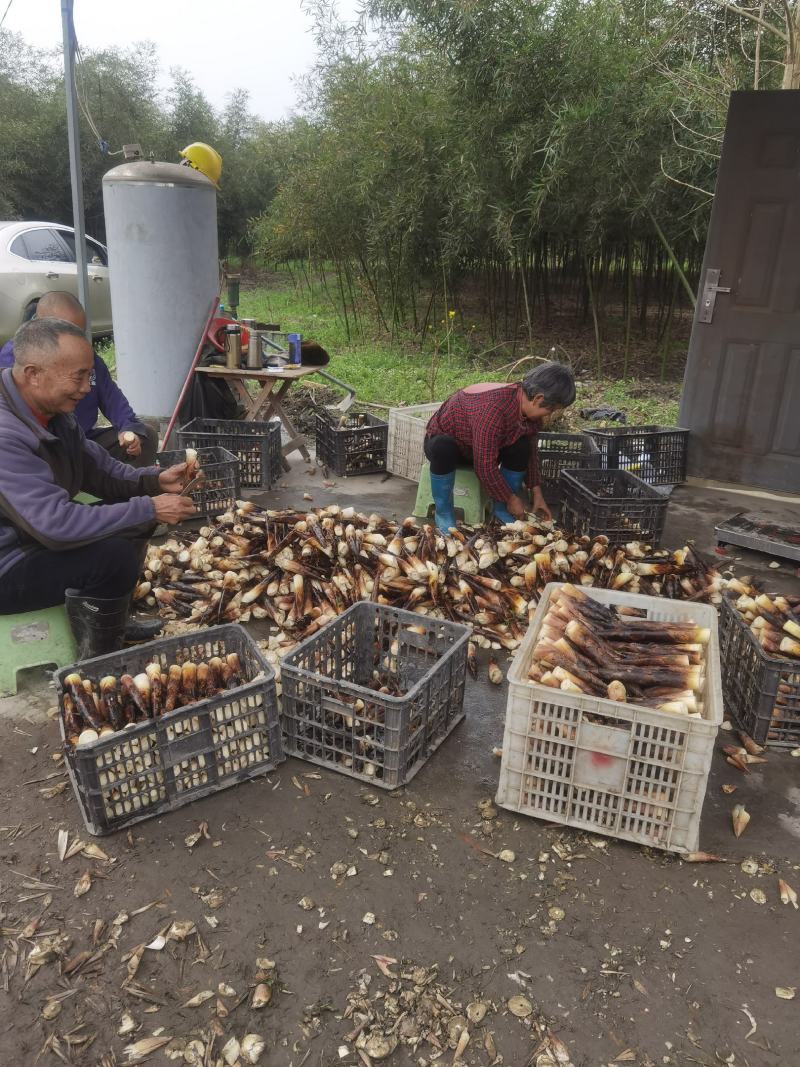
left=179, top=142, right=222, bottom=188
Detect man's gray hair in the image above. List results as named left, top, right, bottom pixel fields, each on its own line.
left=13, top=318, right=89, bottom=367
left=521, top=361, right=576, bottom=408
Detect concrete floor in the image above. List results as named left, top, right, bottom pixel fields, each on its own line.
left=1, top=455, right=798, bottom=1066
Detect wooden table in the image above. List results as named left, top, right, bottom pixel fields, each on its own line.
left=194, top=364, right=318, bottom=465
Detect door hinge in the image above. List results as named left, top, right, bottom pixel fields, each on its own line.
left=698, top=268, right=732, bottom=324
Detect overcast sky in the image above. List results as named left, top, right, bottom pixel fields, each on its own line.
left=5, top=0, right=364, bottom=121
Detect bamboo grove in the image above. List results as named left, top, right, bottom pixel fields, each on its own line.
left=251, top=0, right=792, bottom=366
left=2, top=1, right=797, bottom=371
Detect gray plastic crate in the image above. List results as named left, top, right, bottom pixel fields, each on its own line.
left=587, top=425, right=689, bottom=486
left=280, top=603, right=471, bottom=789
left=178, top=417, right=282, bottom=488
left=156, top=446, right=240, bottom=519
left=56, top=625, right=283, bottom=835
left=314, top=410, right=388, bottom=476
left=560, top=468, right=668, bottom=546
left=538, top=432, right=601, bottom=495
left=719, top=596, right=800, bottom=749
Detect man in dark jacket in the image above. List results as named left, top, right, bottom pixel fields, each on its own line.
left=0, top=291, right=158, bottom=466
left=0, top=317, right=195, bottom=657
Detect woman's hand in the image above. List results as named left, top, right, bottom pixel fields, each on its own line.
left=531, top=485, right=552, bottom=522
left=507, top=494, right=527, bottom=519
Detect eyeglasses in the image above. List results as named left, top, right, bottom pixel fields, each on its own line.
left=66, top=369, right=96, bottom=386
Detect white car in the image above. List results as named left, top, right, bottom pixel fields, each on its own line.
left=0, top=221, right=113, bottom=342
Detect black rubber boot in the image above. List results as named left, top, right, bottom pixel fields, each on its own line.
left=65, top=590, right=131, bottom=661
left=125, top=616, right=164, bottom=642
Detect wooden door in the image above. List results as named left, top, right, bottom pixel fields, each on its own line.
left=679, top=90, right=800, bottom=492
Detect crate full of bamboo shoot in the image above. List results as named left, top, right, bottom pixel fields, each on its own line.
left=495, top=583, right=722, bottom=853
left=56, top=625, right=283, bottom=835
left=280, top=603, right=470, bottom=789
left=315, top=410, right=388, bottom=477
left=719, top=588, right=800, bottom=748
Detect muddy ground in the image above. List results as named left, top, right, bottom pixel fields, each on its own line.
left=0, top=470, right=798, bottom=1067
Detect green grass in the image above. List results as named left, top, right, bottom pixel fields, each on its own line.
left=239, top=272, right=682, bottom=424
left=239, top=283, right=493, bottom=408
left=96, top=270, right=682, bottom=426
left=565, top=378, right=681, bottom=430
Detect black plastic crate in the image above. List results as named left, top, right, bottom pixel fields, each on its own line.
left=560, top=468, right=668, bottom=546
left=280, top=603, right=470, bottom=789
left=537, top=432, right=600, bottom=494
left=719, top=596, right=800, bottom=749
left=586, top=425, right=689, bottom=485
left=178, top=418, right=282, bottom=488
left=314, top=410, right=388, bottom=477
left=56, top=625, right=283, bottom=835
left=156, top=446, right=240, bottom=519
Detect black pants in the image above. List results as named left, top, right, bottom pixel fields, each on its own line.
left=424, top=434, right=530, bottom=474
left=0, top=538, right=142, bottom=614
left=90, top=424, right=159, bottom=468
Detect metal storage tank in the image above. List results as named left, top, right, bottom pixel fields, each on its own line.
left=102, top=161, right=219, bottom=420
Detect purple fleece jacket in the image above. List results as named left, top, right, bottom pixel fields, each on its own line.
left=0, top=339, right=146, bottom=439
left=0, top=368, right=159, bottom=579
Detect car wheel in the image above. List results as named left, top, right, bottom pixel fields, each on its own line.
left=22, top=300, right=39, bottom=323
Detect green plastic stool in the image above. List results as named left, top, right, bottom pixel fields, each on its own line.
left=0, top=605, right=77, bottom=697
left=414, top=461, right=492, bottom=525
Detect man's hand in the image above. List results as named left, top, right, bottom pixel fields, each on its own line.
left=158, top=463, right=190, bottom=493
left=507, top=493, right=527, bottom=519
left=118, top=430, right=142, bottom=457
left=531, top=486, right=552, bottom=522
left=152, top=494, right=196, bottom=524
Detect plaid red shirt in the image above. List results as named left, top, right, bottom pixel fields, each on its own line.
left=425, top=383, right=540, bottom=502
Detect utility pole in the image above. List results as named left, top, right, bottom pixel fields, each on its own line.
left=61, top=0, right=90, bottom=334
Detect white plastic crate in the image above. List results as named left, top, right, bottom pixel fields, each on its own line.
left=495, top=583, right=722, bottom=854
left=387, top=402, right=441, bottom=481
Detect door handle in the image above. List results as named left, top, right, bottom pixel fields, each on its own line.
left=46, top=271, right=59, bottom=279
left=92, top=276, right=103, bottom=282
left=699, top=268, right=732, bottom=323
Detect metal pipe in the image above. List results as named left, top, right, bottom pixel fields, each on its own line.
left=161, top=294, right=220, bottom=449
left=61, top=0, right=90, bottom=335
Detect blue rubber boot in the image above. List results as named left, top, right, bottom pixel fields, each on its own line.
left=430, top=471, right=457, bottom=532
left=493, top=467, right=525, bottom=524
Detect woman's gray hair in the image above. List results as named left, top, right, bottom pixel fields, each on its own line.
left=521, top=361, right=576, bottom=408
left=13, top=318, right=88, bottom=366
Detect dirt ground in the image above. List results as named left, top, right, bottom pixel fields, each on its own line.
left=1, top=467, right=798, bottom=1067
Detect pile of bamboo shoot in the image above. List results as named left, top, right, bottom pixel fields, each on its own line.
left=529, top=584, right=710, bottom=718
left=61, top=653, right=246, bottom=747
left=726, top=581, right=800, bottom=660
left=134, top=503, right=727, bottom=684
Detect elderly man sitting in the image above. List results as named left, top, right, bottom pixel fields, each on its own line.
left=0, top=291, right=158, bottom=466
left=0, top=318, right=195, bottom=658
